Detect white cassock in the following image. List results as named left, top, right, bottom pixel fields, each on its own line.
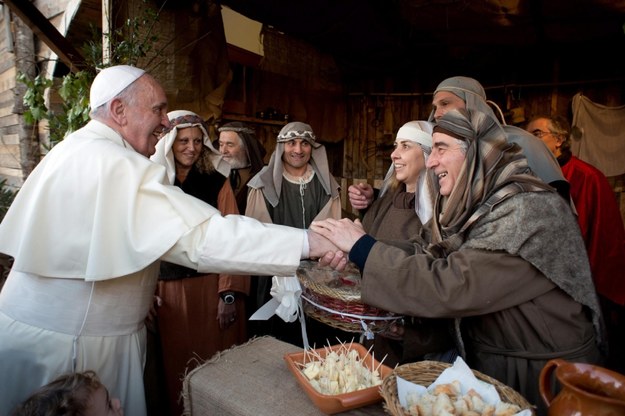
left=0, top=120, right=305, bottom=415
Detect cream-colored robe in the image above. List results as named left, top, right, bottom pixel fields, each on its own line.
left=0, top=120, right=304, bottom=416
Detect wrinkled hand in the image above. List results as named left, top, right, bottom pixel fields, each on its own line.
left=318, top=250, right=348, bottom=271
left=307, top=228, right=342, bottom=260
left=310, top=218, right=366, bottom=253
left=348, top=183, right=374, bottom=210
left=217, top=298, right=237, bottom=330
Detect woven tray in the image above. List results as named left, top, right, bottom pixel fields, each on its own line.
left=297, top=260, right=400, bottom=333
left=381, top=361, right=535, bottom=415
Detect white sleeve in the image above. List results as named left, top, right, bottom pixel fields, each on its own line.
left=161, top=214, right=305, bottom=276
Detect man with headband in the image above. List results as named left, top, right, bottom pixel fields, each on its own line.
left=218, top=122, right=266, bottom=213
left=312, top=109, right=604, bottom=413
left=245, top=121, right=342, bottom=345
left=0, top=66, right=337, bottom=415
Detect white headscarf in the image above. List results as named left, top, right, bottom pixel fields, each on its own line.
left=379, top=120, right=434, bottom=224
left=151, top=110, right=230, bottom=184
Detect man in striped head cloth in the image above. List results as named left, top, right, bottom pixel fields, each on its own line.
left=312, top=108, right=604, bottom=414
left=429, top=76, right=571, bottom=202
left=245, top=121, right=342, bottom=345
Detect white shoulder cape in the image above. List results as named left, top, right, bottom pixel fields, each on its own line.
left=0, top=120, right=219, bottom=281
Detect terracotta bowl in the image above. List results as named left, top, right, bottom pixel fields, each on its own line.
left=284, top=342, right=393, bottom=415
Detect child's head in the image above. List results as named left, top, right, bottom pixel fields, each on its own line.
left=11, top=371, right=123, bottom=416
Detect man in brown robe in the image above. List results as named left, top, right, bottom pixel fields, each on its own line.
left=312, top=109, right=604, bottom=415
left=217, top=122, right=266, bottom=214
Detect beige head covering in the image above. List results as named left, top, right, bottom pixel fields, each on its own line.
left=429, top=108, right=549, bottom=252
left=429, top=76, right=568, bottom=195
left=90, top=65, right=146, bottom=109
left=151, top=110, right=230, bottom=184
left=276, top=121, right=321, bottom=148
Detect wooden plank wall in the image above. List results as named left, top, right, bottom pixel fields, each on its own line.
left=339, top=82, right=625, bottom=223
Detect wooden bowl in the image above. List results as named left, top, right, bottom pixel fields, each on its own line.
left=284, top=342, right=393, bottom=414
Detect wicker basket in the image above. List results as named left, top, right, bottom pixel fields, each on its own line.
left=296, top=260, right=400, bottom=333
left=381, top=361, right=535, bottom=415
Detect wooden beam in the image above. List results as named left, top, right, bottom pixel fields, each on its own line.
left=3, top=0, right=88, bottom=72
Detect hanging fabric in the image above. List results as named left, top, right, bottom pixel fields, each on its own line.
left=571, top=93, right=625, bottom=177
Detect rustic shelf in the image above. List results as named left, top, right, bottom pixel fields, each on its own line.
left=222, top=113, right=287, bottom=126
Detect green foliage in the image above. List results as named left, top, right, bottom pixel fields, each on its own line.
left=19, top=71, right=92, bottom=148
left=18, top=1, right=161, bottom=148
left=0, top=179, right=17, bottom=223
left=17, top=73, right=52, bottom=125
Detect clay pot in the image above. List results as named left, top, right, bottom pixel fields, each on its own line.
left=539, top=358, right=625, bottom=415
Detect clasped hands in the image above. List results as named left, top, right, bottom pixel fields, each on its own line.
left=307, top=218, right=366, bottom=271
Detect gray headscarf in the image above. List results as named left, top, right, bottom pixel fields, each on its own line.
left=429, top=108, right=603, bottom=355
left=428, top=76, right=568, bottom=194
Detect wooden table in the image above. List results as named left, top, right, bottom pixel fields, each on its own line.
left=183, top=336, right=388, bottom=415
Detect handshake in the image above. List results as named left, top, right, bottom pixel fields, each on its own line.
left=307, top=218, right=367, bottom=270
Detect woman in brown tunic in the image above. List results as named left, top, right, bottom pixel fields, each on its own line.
left=312, top=109, right=605, bottom=415
left=151, top=110, right=250, bottom=415
left=350, top=120, right=455, bottom=366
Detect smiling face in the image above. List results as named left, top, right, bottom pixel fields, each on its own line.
left=282, top=138, right=312, bottom=176
left=431, top=91, right=466, bottom=120
left=426, top=131, right=467, bottom=196
left=118, top=75, right=169, bottom=157
left=172, top=126, right=203, bottom=169
left=390, top=139, right=426, bottom=192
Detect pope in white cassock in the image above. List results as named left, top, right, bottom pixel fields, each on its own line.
left=0, top=65, right=335, bottom=415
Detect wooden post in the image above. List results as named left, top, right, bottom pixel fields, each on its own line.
left=102, top=0, right=111, bottom=65
left=3, top=0, right=87, bottom=72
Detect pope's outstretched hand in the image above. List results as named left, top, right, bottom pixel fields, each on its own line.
left=307, top=228, right=342, bottom=260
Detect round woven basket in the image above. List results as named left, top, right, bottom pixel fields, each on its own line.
left=380, top=361, right=535, bottom=415
left=296, top=260, right=400, bottom=333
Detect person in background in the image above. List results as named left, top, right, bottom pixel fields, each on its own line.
left=0, top=65, right=337, bottom=416
left=429, top=76, right=571, bottom=202
left=11, top=371, right=123, bottom=416
left=150, top=110, right=250, bottom=416
left=245, top=121, right=342, bottom=346
left=312, top=109, right=604, bottom=414
left=350, top=120, right=455, bottom=367
left=217, top=122, right=266, bottom=214
left=526, top=114, right=625, bottom=374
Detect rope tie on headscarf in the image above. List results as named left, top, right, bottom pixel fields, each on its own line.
left=299, top=177, right=307, bottom=228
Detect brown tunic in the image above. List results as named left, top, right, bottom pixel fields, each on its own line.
left=361, top=186, right=455, bottom=366
left=156, top=176, right=250, bottom=416
left=358, top=192, right=602, bottom=413
left=361, top=186, right=421, bottom=241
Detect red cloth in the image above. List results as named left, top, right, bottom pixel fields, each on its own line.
left=562, top=156, right=625, bottom=305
